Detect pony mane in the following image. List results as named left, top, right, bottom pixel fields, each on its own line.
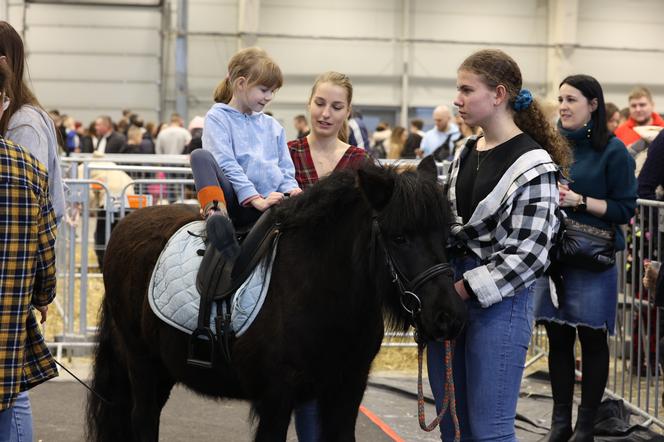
left=378, top=166, right=451, bottom=238
left=275, top=167, right=367, bottom=230
left=277, top=163, right=450, bottom=233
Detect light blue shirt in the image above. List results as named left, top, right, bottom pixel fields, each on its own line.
left=202, top=103, right=299, bottom=204
left=420, top=123, right=461, bottom=157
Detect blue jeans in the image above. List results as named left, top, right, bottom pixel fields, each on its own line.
left=190, top=149, right=261, bottom=228
left=294, top=400, right=321, bottom=441
left=427, top=256, right=534, bottom=441
left=0, top=392, right=32, bottom=442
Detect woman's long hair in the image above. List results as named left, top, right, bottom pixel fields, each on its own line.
left=459, top=49, right=572, bottom=173
left=0, top=21, right=41, bottom=134
left=213, top=47, right=283, bottom=105
left=560, top=74, right=610, bottom=151
left=308, top=71, right=353, bottom=143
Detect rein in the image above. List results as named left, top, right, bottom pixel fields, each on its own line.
left=417, top=341, right=460, bottom=440
left=53, top=358, right=113, bottom=405
left=369, top=214, right=460, bottom=438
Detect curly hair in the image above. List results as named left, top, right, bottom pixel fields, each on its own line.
left=459, top=49, right=572, bottom=175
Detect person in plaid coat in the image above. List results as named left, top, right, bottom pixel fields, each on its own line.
left=0, top=65, right=58, bottom=439
left=427, top=49, right=572, bottom=441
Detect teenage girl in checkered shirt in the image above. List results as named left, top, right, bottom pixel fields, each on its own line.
left=427, top=49, right=572, bottom=441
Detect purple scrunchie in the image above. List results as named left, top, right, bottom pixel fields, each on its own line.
left=513, top=89, right=533, bottom=111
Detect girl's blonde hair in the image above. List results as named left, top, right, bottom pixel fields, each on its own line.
left=459, top=49, right=572, bottom=174
left=213, top=47, right=283, bottom=104
left=308, top=71, right=353, bottom=143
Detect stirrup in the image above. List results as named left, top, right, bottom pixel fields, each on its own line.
left=187, top=327, right=215, bottom=369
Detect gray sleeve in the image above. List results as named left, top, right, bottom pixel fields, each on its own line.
left=6, top=123, right=49, bottom=166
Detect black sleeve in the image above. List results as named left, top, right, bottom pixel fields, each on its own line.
left=638, top=131, right=664, bottom=200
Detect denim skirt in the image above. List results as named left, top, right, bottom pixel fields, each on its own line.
left=533, top=263, right=618, bottom=334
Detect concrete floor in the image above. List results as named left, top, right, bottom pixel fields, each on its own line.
left=29, top=363, right=556, bottom=441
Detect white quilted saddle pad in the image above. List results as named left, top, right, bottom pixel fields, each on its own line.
left=148, top=220, right=276, bottom=337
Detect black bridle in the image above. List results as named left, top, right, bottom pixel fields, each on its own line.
left=369, top=214, right=454, bottom=341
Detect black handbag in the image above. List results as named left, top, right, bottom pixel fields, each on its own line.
left=555, top=217, right=616, bottom=272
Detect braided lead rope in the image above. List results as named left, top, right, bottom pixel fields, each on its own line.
left=417, top=341, right=460, bottom=441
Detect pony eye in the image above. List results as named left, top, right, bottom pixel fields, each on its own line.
left=393, top=235, right=406, bottom=244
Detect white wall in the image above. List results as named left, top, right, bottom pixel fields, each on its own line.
left=4, top=0, right=664, bottom=139
left=8, top=1, right=162, bottom=125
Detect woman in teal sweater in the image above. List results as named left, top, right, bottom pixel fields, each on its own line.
left=534, top=74, right=637, bottom=442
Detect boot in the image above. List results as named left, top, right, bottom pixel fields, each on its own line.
left=538, top=403, right=572, bottom=442
left=569, top=406, right=596, bottom=442
left=205, top=211, right=239, bottom=260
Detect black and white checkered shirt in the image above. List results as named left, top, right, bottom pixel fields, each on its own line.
left=447, top=142, right=560, bottom=308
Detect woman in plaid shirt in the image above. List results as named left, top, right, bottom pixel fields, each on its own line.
left=287, top=71, right=368, bottom=441
left=427, top=49, right=572, bottom=441
left=0, top=64, right=58, bottom=440
left=288, top=71, right=368, bottom=191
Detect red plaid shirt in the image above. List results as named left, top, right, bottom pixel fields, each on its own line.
left=288, top=137, right=369, bottom=189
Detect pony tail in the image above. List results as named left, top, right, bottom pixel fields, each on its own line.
left=213, top=78, right=233, bottom=104
left=338, top=119, right=349, bottom=143
left=85, top=299, right=134, bottom=442
left=514, top=101, right=572, bottom=176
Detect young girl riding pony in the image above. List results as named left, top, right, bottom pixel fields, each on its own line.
left=190, top=46, right=301, bottom=228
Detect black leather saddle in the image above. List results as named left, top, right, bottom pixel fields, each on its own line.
left=188, top=209, right=281, bottom=369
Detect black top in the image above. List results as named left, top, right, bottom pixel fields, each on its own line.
left=456, top=133, right=539, bottom=223
left=402, top=133, right=422, bottom=159
left=638, top=130, right=664, bottom=200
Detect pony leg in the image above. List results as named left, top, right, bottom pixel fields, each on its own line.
left=252, top=395, right=293, bottom=442
left=127, top=357, right=175, bottom=441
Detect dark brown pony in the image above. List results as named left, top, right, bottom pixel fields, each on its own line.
left=86, top=157, right=467, bottom=441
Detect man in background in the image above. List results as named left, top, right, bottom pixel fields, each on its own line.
left=615, top=86, right=664, bottom=176
left=418, top=105, right=460, bottom=161
left=155, top=112, right=192, bottom=155
left=348, top=110, right=370, bottom=150
left=293, top=114, right=310, bottom=139
left=94, top=115, right=126, bottom=154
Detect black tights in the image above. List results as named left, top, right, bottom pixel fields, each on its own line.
left=545, top=322, right=609, bottom=409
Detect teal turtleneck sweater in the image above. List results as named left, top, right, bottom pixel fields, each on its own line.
left=560, top=121, right=637, bottom=250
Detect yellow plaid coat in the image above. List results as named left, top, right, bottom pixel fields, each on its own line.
left=0, top=136, right=58, bottom=410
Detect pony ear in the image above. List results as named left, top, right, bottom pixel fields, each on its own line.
left=417, top=155, right=438, bottom=182
left=358, top=168, right=395, bottom=211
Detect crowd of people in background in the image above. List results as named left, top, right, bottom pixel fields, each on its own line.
left=42, top=82, right=664, bottom=191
